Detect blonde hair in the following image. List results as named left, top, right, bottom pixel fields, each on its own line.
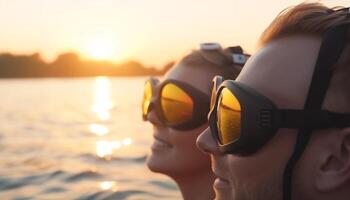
left=259, top=2, right=350, bottom=111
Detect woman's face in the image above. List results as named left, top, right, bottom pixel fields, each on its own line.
left=146, top=62, right=219, bottom=176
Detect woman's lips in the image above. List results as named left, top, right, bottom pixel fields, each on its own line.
left=151, top=136, right=172, bottom=151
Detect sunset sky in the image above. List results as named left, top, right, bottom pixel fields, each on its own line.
left=0, top=0, right=349, bottom=67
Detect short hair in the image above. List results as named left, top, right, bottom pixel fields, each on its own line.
left=260, top=3, right=350, bottom=45
left=177, top=46, right=245, bottom=80
left=259, top=3, right=350, bottom=112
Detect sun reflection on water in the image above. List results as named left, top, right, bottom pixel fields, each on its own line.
left=122, top=137, right=132, bottom=146
left=89, top=123, right=109, bottom=136
left=99, top=181, right=117, bottom=191
left=96, top=138, right=133, bottom=159
left=92, top=76, right=114, bottom=121
left=90, top=77, right=134, bottom=159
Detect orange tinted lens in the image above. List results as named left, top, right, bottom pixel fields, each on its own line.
left=142, top=81, right=153, bottom=116
left=217, top=88, right=241, bottom=145
left=161, top=83, right=194, bottom=124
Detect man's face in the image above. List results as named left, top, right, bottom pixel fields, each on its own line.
left=197, top=35, right=322, bottom=200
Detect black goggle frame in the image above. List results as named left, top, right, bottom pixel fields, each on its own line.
left=209, top=79, right=350, bottom=155
left=143, top=77, right=210, bottom=130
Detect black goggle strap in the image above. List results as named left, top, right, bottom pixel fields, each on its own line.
left=265, top=109, right=350, bottom=129
left=282, top=24, right=348, bottom=200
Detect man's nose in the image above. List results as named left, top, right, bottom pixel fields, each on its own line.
left=196, top=127, right=221, bottom=155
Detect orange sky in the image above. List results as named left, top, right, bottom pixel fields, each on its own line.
left=0, top=0, right=349, bottom=67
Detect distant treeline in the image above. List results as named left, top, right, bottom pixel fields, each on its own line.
left=0, top=52, right=175, bottom=78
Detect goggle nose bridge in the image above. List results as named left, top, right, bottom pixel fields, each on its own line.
left=144, top=91, right=167, bottom=125
left=146, top=95, right=158, bottom=115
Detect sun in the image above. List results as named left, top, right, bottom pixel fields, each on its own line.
left=86, top=37, right=118, bottom=61
left=77, top=32, right=126, bottom=62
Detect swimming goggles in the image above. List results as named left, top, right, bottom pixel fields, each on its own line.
left=142, top=77, right=210, bottom=130
left=208, top=74, right=350, bottom=155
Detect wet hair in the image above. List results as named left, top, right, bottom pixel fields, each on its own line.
left=259, top=2, right=350, bottom=111
left=177, top=46, right=245, bottom=80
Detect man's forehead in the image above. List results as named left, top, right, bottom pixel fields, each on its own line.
left=237, top=36, right=322, bottom=109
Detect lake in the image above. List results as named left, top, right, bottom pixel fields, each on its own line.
left=0, top=77, right=181, bottom=200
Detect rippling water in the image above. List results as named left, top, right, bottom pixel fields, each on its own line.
left=0, top=77, right=180, bottom=200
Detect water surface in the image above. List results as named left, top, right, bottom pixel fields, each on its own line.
left=0, top=77, right=180, bottom=200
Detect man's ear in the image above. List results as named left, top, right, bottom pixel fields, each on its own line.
left=316, top=127, right=350, bottom=192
